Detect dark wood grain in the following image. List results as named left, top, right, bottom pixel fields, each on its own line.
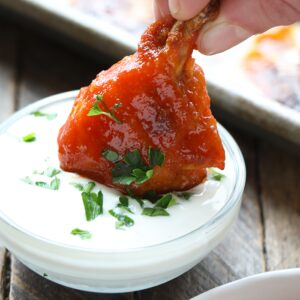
left=0, top=18, right=19, bottom=300
left=259, top=142, right=300, bottom=270
left=0, top=19, right=17, bottom=122
left=9, top=257, right=133, bottom=300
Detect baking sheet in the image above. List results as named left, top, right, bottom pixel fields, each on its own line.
left=0, top=0, right=299, bottom=147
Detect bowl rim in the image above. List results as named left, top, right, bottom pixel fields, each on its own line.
left=0, top=90, right=246, bottom=254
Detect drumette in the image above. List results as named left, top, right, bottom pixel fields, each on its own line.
left=58, top=0, right=225, bottom=196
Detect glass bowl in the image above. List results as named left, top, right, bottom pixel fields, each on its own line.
left=0, top=91, right=246, bottom=293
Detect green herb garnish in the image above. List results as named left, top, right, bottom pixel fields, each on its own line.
left=177, top=192, right=192, bottom=200
left=70, top=181, right=96, bottom=193
left=87, top=94, right=122, bottom=124
left=23, top=176, right=60, bottom=190
left=50, top=177, right=60, bottom=190
left=210, top=169, right=226, bottom=181
left=126, top=188, right=144, bottom=208
left=143, top=190, right=160, bottom=202
left=149, top=147, right=165, bottom=168
left=142, top=207, right=170, bottom=217
left=154, top=193, right=176, bottom=209
left=31, top=111, right=57, bottom=120
left=132, top=169, right=153, bottom=184
left=81, top=191, right=103, bottom=221
left=36, top=177, right=60, bottom=190
left=43, top=273, right=48, bottom=277
left=71, top=228, right=92, bottom=240
left=102, top=149, right=119, bottom=162
left=43, top=167, right=61, bottom=178
left=106, top=148, right=165, bottom=186
left=22, top=132, right=36, bottom=142
left=109, top=209, right=134, bottom=229
left=117, top=196, right=134, bottom=214
left=141, top=194, right=175, bottom=217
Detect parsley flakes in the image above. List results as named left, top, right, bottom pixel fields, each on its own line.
left=103, top=148, right=165, bottom=186
left=87, top=94, right=122, bottom=124
left=22, top=132, right=36, bottom=142
left=23, top=176, right=60, bottom=190
left=109, top=209, right=134, bottom=229
left=71, top=228, right=92, bottom=240
left=31, top=111, right=57, bottom=120
left=142, top=193, right=176, bottom=217
left=70, top=181, right=96, bottom=193
left=210, top=169, right=226, bottom=181
left=82, top=191, right=103, bottom=221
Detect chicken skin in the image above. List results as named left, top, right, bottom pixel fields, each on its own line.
left=58, top=0, right=225, bottom=196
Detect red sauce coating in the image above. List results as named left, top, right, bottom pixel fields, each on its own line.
left=58, top=16, right=225, bottom=196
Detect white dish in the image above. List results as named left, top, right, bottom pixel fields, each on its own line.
left=0, top=91, right=246, bottom=292
left=192, top=269, right=300, bottom=300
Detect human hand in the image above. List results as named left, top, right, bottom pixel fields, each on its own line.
left=154, top=0, right=300, bottom=54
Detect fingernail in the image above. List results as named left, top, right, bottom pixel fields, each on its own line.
left=169, top=0, right=180, bottom=17
left=198, top=23, right=252, bottom=55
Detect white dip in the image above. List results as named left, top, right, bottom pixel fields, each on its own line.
left=0, top=100, right=235, bottom=250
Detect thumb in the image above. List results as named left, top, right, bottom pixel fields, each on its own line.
left=197, top=0, right=300, bottom=55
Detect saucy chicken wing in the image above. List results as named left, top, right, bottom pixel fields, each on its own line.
left=58, top=0, right=225, bottom=196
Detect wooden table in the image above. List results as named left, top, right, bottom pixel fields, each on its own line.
left=0, top=16, right=300, bottom=300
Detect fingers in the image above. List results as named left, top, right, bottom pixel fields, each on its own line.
left=155, top=0, right=300, bottom=54
left=154, top=0, right=210, bottom=20
left=197, top=0, right=300, bottom=55
left=197, top=16, right=252, bottom=55
left=154, top=0, right=170, bottom=19
left=168, top=0, right=210, bottom=20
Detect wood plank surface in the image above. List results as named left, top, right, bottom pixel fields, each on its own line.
left=0, top=19, right=17, bottom=122
left=0, top=18, right=19, bottom=300
left=259, top=142, right=300, bottom=270
left=9, top=257, right=133, bottom=300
